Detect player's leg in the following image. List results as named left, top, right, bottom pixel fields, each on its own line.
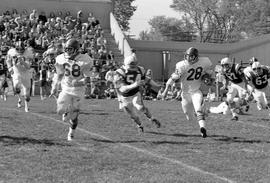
left=12, top=78, right=22, bottom=108
left=192, top=90, right=207, bottom=138
left=181, top=92, right=193, bottom=121
left=57, top=92, right=72, bottom=120
left=67, top=95, right=82, bottom=141
left=21, top=76, right=32, bottom=112
left=40, top=80, right=46, bottom=100
left=134, top=92, right=161, bottom=128
left=226, top=84, right=238, bottom=120
left=122, top=96, right=144, bottom=132
left=2, top=77, right=8, bottom=101
left=0, top=74, right=5, bottom=100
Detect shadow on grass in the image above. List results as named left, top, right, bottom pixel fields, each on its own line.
left=80, top=111, right=110, bottom=115
left=210, top=134, right=270, bottom=144
left=0, top=135, right=71, bottom=146
left=89, top=137, right=190, bottom=145
left=146, top=131, right=201, bottom=138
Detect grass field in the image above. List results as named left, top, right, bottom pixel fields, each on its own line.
left=1, top=96, right=270, bottom=183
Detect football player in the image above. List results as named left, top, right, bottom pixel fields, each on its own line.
left=113, top=54, right=161, bottom=133
left=0, top=51, right=8, bottom=101
left=245, top=61, right=270, bottom=112
left=6, top=41, right=34, bottom=112
left=50, top=38, right=93, bottom=141
left=220, top=57, right=249, bottom=121
left=161, top=47, right=214, bottom=138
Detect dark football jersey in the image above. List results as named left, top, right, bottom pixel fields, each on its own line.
left=115, top=66, right=145, bottom=97
left=249, top=67, right=269, bottom=89
left=223, top=63, right=244, bottom=84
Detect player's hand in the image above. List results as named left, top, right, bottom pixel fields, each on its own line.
left=135, top=80, right=145, bottom=87
left=220, top=86, right=226, bottom=90
left=50, top=88, right=57, bottom=98
left=160, top=91, right=167, bottom=100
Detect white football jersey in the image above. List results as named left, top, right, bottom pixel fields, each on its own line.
left=7, top=48, right=34, bottom=78
left=172, top=57, right=212, bottom=93
left=55, top=53, right=93, bottom=96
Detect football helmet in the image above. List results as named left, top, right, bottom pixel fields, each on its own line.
left=184, top=47, right=199, bottom=64
left=251, top=61, right=263, bottom=75
left=64, top=38, right=80, bottom=59
left=124, top=55, right=138, bottom=69
left=220, top=57, right=232, bottom=72
left=15, top=41, right=25, bottom=54
left=249, top=57, right=258, bottom=65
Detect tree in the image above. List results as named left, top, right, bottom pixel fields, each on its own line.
left=170, top=0, right=270, bottom=42
left=112, top=0, right=137, bottom=31
left=138, top=15, right=196, bottom=41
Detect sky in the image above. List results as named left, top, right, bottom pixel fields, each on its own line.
left=128, top=0, right=180, bottom=38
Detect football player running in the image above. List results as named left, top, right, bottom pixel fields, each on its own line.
left=50, top=38, right=93, bottom=141
left=6, top=41, right=34, bottom=112
left=0, top=51, right=8, bottom=101
left=245, top=61, right=270, bottom=112
left=220, top=57, right=250, bottom=121
left=113, top=54, right=161, bottom=133
left=161, top=47, right=214, bottom=138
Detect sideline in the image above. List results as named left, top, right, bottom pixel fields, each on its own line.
left=3, top=107, right=236, bottom=183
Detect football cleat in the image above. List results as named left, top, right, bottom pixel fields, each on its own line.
left=152, top=118, right=161, bottom=128
left=62, top=113, right=69, bottom=122
left=245, top=105, right=250, bottom=112
left=231, top=116, right=239, bottom=121
left=67, top=128, right=74, bottom=141
left=200, top=127, right=207, bottom=138
left=137, top=125, right=144, bottom=133
left=17, top=101, right=22, bottom=108
left=25, top=107, right=29, bottom=113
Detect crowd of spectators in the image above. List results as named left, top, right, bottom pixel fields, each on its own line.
left=0, top=8, right=121, bottom=99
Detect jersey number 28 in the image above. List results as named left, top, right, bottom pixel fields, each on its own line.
left=187, top=67, right=203, bottom=80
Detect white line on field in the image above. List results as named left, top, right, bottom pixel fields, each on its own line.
left=3, top=108, right=236, bottom=183
left=236, top=120, right=270, bottom=129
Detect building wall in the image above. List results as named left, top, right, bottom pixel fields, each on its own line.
left=129, top=35, right=270, bottom=81
left=0, top=0, right=112, bottom=29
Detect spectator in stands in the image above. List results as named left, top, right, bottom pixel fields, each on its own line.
left=97, top=45, right=107, bottom=65
left=90, top=66, right=101, bottom=98
left=29, top=9, right=38, bottom=25
left=38, top=11, right=47, bottom=24
left=96, top=33, right=107, bottom=49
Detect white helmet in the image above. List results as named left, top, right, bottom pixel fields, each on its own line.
left=251, top=61, right=261, bottom=70
left=124, top=55, right=138, bottom=68
left=252, top=61, right=263, bottom=75
left=220, top=57, right=232, bottom=65
left=220, top=57, right=232, bottom=72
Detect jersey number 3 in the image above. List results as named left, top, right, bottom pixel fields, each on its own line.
left=187, top=67, right=203, bottom=80
left=63, top=63, right=81, bottom=77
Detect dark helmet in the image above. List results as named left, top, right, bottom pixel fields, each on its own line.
left=184, top=47, right=199, bottom=64
left=64, top=38, right=80, bottom=59
left=15, top=41, right=25, bottom=54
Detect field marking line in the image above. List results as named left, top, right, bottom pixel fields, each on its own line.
left=236, top=120, right=270, bottom=129
left=2, top=107, right=236, bottom=183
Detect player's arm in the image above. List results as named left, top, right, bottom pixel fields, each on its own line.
left=73, top=64, right=92, bottom=87
left=6, top=54, right=13, bottom=73
left=162, top=72, right=180, bottom=98
left=51, top=63, right=64, bottom=95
